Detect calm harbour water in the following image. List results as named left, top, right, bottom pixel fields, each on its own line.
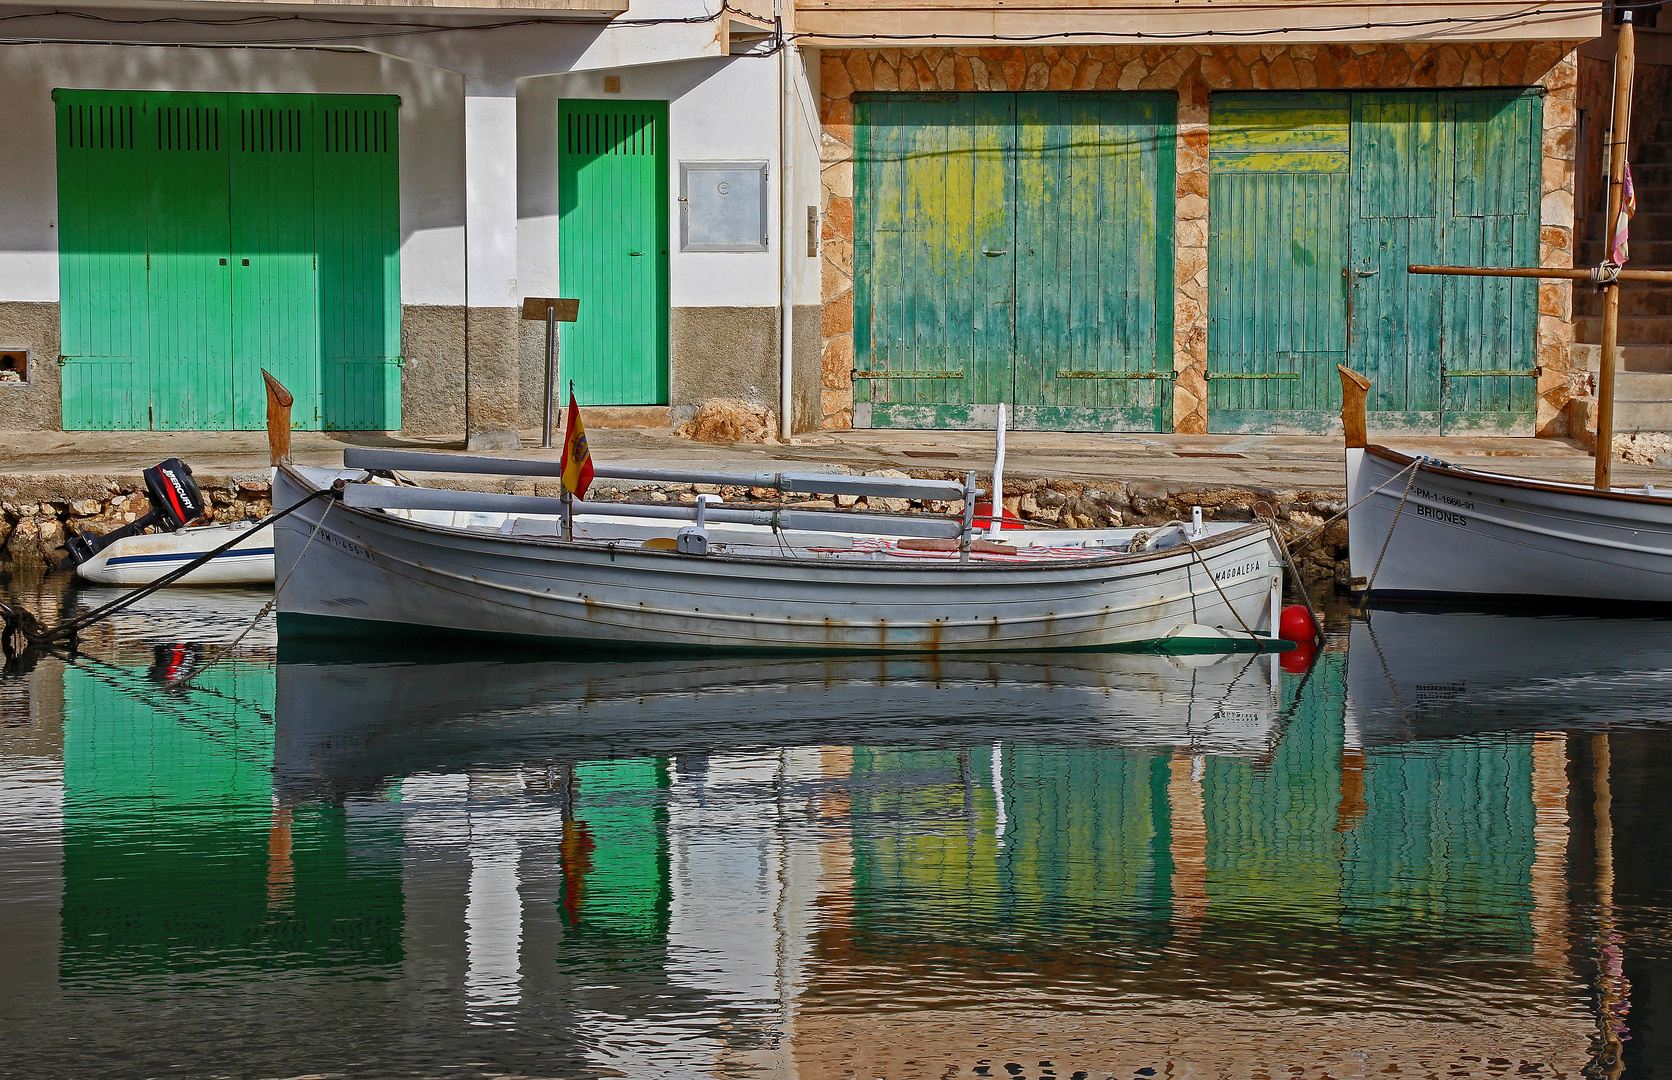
left=3, top=572, right=1671, bottom=1079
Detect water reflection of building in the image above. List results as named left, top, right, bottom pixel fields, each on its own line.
left=9, top=626, right=1664, bottom=1075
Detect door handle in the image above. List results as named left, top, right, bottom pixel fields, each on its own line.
left=982, top=248, right=1006, bottom=257
left=628, top=251, right=644, bottom=256
left=1355, top=269, right=1379, bottom=277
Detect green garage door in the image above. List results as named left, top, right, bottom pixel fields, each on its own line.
left=56, top=90, right=400, bottom=431
left=1207, top=89, right=1540, bottom=434
left=853, top=91, right=1176, bottom=432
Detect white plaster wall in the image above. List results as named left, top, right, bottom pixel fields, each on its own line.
left=0, top=44, right=465, bottom=306
left=518, top=49, right=823, bottom=308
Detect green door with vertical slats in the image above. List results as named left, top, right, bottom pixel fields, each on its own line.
left=1014, top=92, right=1174, bottom=432
left=55, top=90, right=400, bottom=431
left=315, top=99, right=402, bottom=431
left=558, top=99, right=669, bottom=406
left=1349, top=89, right=1540, bottom=434
left=1207, top=93, right=1351, bottom=433
left=1208, top=90, right=1540, bottom=434
left=853, top=91, right=1175, bottom=432
left=56, top=96, right=148, bottom=430
left=148, top=93, right=234, bottom=430
left=855, top=93, right=1016, bottom=427
left=230, top=95, right=319, bottom=429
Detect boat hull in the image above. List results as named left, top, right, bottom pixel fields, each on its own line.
left=1346, top=445, right=1672, bottom=604
left=74, top=521, right=275, bottom=586
left=274, top=466, right=1281, bottom=652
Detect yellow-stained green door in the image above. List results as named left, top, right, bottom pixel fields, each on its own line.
left=853, top=93, right=1016, bottom=428
left=1207, top=93, right=1351, bottom=433
left=1013, top=92, right=1174, bottom=432
left=853, top=91, right=1174, bottom=432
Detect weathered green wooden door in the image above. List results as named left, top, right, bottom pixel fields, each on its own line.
left=1207, top=93, right=1350, bottom=433
left=1013, top=92, right=1174, bottom=431
left=853, top=91, right=1175, bottom=431
left=57, top=94, right=149, bottom=430
left=56, top=90, right=400, bottom=431
left=854, top=93, right=1016, bottom=428
left=1435, top=92, right=1541, bottom=433
left=1207, top=89, right=1540, bottom=434
left=1348, top=90, right=1541, bottom=434
left=558, top=100, right=669, bottom=406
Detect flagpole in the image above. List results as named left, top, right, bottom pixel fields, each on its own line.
left=1597, top=10, right=1635, bottom=492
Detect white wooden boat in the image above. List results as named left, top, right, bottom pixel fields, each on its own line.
left=1340, top=366, right=1672, bottom=605
left=272, top=454, right=1285, bottom=653
left=74, top=520, right=275, bottom=586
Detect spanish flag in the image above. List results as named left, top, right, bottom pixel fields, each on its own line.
left=561, top=392, right=594, bottom=498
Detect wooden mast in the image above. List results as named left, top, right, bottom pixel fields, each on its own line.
left=1596, top=13, right=1636, bottom=492
left=1407, top=15, right=1636, bottom=492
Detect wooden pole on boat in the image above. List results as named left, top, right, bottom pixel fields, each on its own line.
left=1402, top=15, right=1634, bottom=492
left=262, top=369, right=293, bottom=466
left=1596, top=12, right=1636, bottom=493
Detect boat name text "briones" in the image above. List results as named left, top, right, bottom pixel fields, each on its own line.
left=1414, top=487, right=1474, bottom=511
left=1213, top=560, right=1262, bottom=583
left=1414, top=504, right=1468, bottom=528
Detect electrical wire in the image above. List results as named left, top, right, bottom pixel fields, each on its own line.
left=0, top=0, right=1610, bottom=50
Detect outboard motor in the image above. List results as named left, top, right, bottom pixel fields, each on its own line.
left=59, top=458, right=207, bottom=571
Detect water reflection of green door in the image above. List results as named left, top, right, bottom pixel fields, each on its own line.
left=560, top=759, right=670, bottom=938
left=1199, top=653, right=1539, bottom=951
left=59, top=663, right=403, bottom=982
left=849, top=747, right=1172, bottom=937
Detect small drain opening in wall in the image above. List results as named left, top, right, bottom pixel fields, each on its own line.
left=0, top=349, right=28, bottom=385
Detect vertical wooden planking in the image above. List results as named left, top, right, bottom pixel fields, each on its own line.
left=558, top=99, right=668, bottom=407
left=145, top=92, right=233, bottom=430
left=1206, top=92, right=1349, bottom=432
left=230, top=96, right=320, bottom=430
left=56, top=91, right=148, bottom=429
left=316, top=96, right=400, bottom=430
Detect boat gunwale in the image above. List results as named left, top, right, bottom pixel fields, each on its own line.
left=279, top=464, right=1276, bottom=578
left=1364, top=443, right=1672, bottom=508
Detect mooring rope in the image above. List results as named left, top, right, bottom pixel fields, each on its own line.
left=2, top=486, right=335, bottom=653
left=163, top=501, right=334, bottom=691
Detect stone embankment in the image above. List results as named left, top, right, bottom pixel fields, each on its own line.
left=1, top=473, right=276, bottom=568
left=1, top=469, right=1352, bottom=587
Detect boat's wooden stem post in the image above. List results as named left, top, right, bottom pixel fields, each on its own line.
left=1337, top=365, right=1371, bottom=449
left=1597, top=12, right=1636, bottom=493
left=959, top=471, right=977, bottom=562
left=262, top=369, right=294, bottom=466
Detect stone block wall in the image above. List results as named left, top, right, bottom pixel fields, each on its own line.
left=818, top=41, right=1582, bottom=435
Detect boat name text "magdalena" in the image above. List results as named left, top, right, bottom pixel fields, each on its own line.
left=1414, top=504, right=1469, bottom=528
left=1213, top=560, right=1263, bottom=583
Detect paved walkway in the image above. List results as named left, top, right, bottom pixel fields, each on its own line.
left=6, top=426, right=1670, bottom=492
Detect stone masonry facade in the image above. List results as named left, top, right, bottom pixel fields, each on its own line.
left=818, top=41, right=1582, bottom=435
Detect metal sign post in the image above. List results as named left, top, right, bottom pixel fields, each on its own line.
left=521, top=297, right=580, bottom=449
